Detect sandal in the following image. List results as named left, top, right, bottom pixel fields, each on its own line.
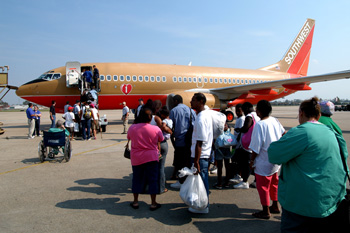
left=252, top=211, right=270, bottom=219
left=130, top=202, right=139, bottom=209
left=150, top=203, right=161, bottom=211
left=161, top=188, right=168, bottom=194
left=269, top=206, right=280, bottom=214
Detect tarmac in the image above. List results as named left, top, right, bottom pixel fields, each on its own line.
left=0, top=106, right=349, bottom=233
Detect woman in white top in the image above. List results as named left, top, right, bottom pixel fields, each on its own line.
left=249, top=100, right=285, bottom=219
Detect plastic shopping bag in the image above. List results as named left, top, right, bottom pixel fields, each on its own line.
left=179, top=167, right=208, bottom=210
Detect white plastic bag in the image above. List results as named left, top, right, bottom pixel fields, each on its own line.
left=179, top=167, right=208, bottom=210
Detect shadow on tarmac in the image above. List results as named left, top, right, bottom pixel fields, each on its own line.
left=56, top=175, right=281, bottom=231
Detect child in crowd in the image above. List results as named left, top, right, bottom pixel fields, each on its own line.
left=249, top=100, right=285, bottom=219
left=213, top=123, right=234, bottom=189
left=159, top=106, right=173, bottom=142
left=62, top=107, right=75, bottom=141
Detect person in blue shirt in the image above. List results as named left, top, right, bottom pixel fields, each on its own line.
left=26, top=103, right=36, bottom=139
left=83, top=69, right=93, bottom=89
left=169, top=94, right=196, bottom=188
left=32, top=105, right=42, bottom=137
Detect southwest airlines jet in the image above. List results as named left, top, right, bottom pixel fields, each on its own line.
left=15, top=19, right=350, bottom=120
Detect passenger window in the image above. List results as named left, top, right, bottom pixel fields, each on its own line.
left=150, top=76, right=155, bottom=82
left=156, top=76, right=160, bottom=82
left=126, top=75, right=131, bottom=81
left=144, top=76, right=149, bottom=82
left=193, top=77, right=197, bottom=83
left=233, top=79, right=236, bottom=84
left=138, top=76, right=143, bottom=82
left=113, top=75, right=118, bottom=81
left=241, top=79, right=244, bottom=84
left=245, top=79, right=248, bottom=84
left=162, top=76, right=166, bottom=82
left=188, top=77, right=192, bottom=83
left=100, top=75, right=105, bottom=81
left=204, top=78, right=208, bottom=83
left=178, top=77, right=182, bottom=82
left=173, top=76, right=177, bottom=82
left=132, top=75, right=137, bottom=82
left=219, top=78, right=222, bottom=83
left=198, top=77, right=202, bottom=83
left=120, top=75, right=124, bottom=81
left=209, top=78, right=213, bottom=83
left=106, top=75, right=111, bottom=81
left=224, top=79, right=227, bottom=84
left=214, top=78, right=218, bottom=83
left=228, top=79, right=231, bottom=84
left=183, top=77, right=187, bottom=83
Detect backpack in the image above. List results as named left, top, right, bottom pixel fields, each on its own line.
left=84, top=106, right=92, bottom=119
left=208, top=110, right=226, bottom=139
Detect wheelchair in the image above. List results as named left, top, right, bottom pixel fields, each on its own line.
left=38, top=130, right=72, bottom=162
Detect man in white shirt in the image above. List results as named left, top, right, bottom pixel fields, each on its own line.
left=189, top=93, right=213, bottom=214
left=122, top=102, right=129, bottom=134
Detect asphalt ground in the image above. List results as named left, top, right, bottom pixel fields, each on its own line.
left=0, top=106, right=349, bottom=233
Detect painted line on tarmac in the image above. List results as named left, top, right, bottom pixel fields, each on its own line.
left=0, top=142, right=123, bottom=176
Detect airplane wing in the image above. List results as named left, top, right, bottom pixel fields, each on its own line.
left=208, top=70, right=350, bottom=99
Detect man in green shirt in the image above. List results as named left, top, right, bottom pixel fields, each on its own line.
left=318, top=101, right=342, bottom=135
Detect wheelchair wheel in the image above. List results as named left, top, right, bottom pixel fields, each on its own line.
left=64, top=138, right=71, bottom=162
left=38, top=141, right=47, bottom=163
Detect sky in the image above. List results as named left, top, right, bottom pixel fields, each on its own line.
left=1, top=0, right=350, bottom=105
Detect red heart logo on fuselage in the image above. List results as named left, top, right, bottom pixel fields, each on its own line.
left=121, top=84, right=132, bottom=95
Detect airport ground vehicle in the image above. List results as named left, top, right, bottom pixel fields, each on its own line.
left=38, top=130, right=71, bottom=162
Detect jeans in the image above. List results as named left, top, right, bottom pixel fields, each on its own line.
left=50, top=115, right=56, bottom=128
left=159, top=141, right=168, bottom=193
left=33, top=119, right=40, bottom=136
left=81, top=119, right=91, bottom=140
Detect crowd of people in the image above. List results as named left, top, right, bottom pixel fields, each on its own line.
left=25, top=93, right=348, bottom=231
left=26, top=89, right=100, bottom=141
left=125, top=94, right=348, bottom=232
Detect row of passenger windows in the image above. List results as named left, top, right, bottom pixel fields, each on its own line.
left=100, top=75, right=271, bottom=84
left=100, top=75, right=166, bottom=82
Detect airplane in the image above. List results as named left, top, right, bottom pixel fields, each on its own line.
left=15, top=18, right=350, bottom=122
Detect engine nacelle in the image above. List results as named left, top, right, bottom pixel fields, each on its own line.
left=166, top=91, right=226, bottom=111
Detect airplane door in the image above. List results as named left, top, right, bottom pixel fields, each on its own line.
left=66, top=61, right=81, bottom=88
left=196, top=76, right=204, bottom=88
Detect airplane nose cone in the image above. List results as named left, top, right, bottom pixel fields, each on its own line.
left=15, top=85, right=25, bottom=97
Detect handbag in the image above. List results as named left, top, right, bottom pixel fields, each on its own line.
left=241, top=115, right=256, bottom=150
left=124, top=141, right=131, bottom=159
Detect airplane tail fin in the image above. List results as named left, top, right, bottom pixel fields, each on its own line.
left=259, top=18, right=315, bottom=76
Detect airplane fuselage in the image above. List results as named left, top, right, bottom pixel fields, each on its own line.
left=16, top=62, right=296, bottom=112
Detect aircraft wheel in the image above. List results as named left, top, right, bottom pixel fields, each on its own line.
left=38, top=141, right=47, bottom=163
left=101, top=125, right=106, bottom=132
left=64, top=138, right=71, bottom=162
left=225, top=111, right=234, bottom=122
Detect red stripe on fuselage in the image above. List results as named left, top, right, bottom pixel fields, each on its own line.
left=21, top=94, right=168, bottom=113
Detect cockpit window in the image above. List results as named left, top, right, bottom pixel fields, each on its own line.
left=38, top=73, right=61, bottom=80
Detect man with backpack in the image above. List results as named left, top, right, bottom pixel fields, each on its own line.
left=80, top=101, right=92, bottom=140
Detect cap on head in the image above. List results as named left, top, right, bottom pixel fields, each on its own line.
left=320, top=101, right=335, bottom=116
